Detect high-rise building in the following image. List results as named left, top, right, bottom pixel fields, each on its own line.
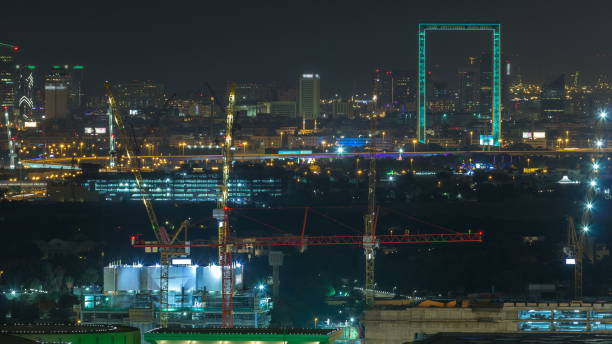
left=372, top=68, right=392, bottom=107
left=298, top=74, right=320, bottom=120
left=0, top=44, right=18, bottom=108
left=393, top=70, right=416, bottom=106
left=479, top=53, right=493, bottom=114
left=502, top=59, right=512, bottom=117
left=458, top=57, right=480, bottom=112
left=45, top=65, right=70, bottom=120
left=372, top=68, right=415, bottom=109
left=115, top=80, right=166, bottom=110
left=541, top=74, right=566, bottom=117
left=15, top=64, right=37, bottom=121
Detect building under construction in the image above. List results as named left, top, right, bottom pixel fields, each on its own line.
left=75, top=262, right=272, bottom=333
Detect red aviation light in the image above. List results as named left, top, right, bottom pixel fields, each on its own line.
left=12, top=46, right=19, bottom=52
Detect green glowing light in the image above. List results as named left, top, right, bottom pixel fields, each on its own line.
left=418, top=23, right=501, bottom=145
left=73, top=65, right=84, bottom=69
left=26, top=65, right=36, bottom=70
left=52, top=65, right=61, bottom=69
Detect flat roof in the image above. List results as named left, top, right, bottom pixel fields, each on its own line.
left=149, top=328, right=339, bottom=335
left=421, top=332, right=612, bottom=343
left=0, top=324, right=137, bottom=335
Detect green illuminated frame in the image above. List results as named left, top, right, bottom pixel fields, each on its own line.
left=418, top=23, right=501, bottom=145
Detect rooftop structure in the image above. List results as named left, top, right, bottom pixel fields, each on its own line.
left=364, top=300, right=612, bottom=343
left=0, top=324, right=140, bottom=344
left=144, top=328, right=342, bottom=344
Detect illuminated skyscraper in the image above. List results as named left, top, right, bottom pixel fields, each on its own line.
left=458, top=57, right=480, bottom=112
left=298, top=74, right=320, bottom=120
left=15, top=64, right=36, bottom=120
left=372, top=69, right=415, bottom=109
left=45, top=65, right=70, bottom=120
left=0, top=44, right=18, bottom=108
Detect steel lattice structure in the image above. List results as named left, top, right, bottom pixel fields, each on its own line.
left=418, top=23, right=501, bottom=146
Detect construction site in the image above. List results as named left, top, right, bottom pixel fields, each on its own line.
left=60, top=78, right=610, bottom=344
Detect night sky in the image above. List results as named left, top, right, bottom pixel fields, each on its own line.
left=2, top=0, right=611, bottom=96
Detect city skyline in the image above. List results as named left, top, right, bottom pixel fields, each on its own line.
left=1, top=1, right=611, bottom=95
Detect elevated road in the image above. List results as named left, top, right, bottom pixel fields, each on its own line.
left=20, top=148, right=612, bottom=169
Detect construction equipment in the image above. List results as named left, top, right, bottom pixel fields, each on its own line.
left=363, top=111, right=379, bottom=306
left=3, top=106, right=17, bottom=169
left=212, top=81, right=237, bottom=328
left=105, top=82, right=190, bottom=328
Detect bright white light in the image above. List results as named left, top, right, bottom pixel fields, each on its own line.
left=586, top=203, right=593, bottom=210
left=336, top=147, right=344, bottom=154
left=235, top=262, right=242, bottom=268
left=583, top=226, right=590, bottom=232
left=210, top=264, right=222, bottom=279
left=599, top=111, right=608, bottom=119
left=590, top=180, right=597, bottom=187
left=172, top=258, right=192, bottom=265
left=350, top=317, right=355, bottom=322
left=10, top=290, right=15, bottom=295
left=258, top=284, right=265, bottom=290
left=566, top=258, right=576, bottom=265
left=399, top=148, right=404, bottom=153
left=595, top=140, right=604, bottom=148
left=593, top=163, right=600, bottom=170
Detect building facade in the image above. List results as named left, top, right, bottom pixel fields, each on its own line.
left=298, top=74, right=320, bottom=120
left=364, top=301, right=612, bottom=343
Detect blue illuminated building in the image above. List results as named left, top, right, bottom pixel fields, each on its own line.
left=83, top=172, right=283, bottom=204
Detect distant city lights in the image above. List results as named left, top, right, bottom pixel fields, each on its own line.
left=599, top=111, right=608, bottom=119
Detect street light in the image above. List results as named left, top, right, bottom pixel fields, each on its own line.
left=412, top=139, right=417, bottom=152
left=586, top=202, right=593, bottom=211
left=595, top=139, right=604, bottom=148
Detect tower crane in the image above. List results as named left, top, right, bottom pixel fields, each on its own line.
left=363, top=109, right=379, bottom=306
left=130, top=84, right=484, bottom=324
left=105, top=82, right=189, bottom=328
left=212, top=81, right=237, bottom=328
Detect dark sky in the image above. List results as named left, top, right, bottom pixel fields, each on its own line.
left=2, top=0, right=611, bottom=96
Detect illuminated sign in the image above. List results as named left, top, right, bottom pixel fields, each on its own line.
left=95, top=127, right=107, bottom=134
left=172, top=258, right=192, bottom=265
left=24, top=121, right=37, bottom=128
left=566, top=258, right=576, bottom=265
left=479, top=135, right=494, bottom=146
left=523, top=132, right=546, bottom=139
left=84, top=127, right=94, bottom=134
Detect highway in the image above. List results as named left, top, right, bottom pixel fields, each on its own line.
left=19, top=148, right=612, bottom=169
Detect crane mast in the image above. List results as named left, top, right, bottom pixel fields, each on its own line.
left=215, top=81, right=236, bottom=328
left=363, top=110, right=379, bottom=306
left=105, top=82, right=173, bottom=328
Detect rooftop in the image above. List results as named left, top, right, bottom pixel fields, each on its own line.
left=421, top=332, right=612, bottom=343
left=0, top=324, right=135, bottom=335
left=148, top=328, right=339, bottom=336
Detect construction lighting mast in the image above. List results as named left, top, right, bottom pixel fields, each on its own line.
left=565, top=110, right=606, bottom=298
left=106, top=82, right=189, bottom=328
left=213, top=81, right=236, bottom=328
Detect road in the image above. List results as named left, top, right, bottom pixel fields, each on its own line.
left=20, top=148, right=612, bottom=169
